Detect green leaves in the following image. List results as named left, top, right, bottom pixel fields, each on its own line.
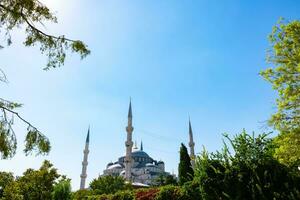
left=24, top=127, right=51, bottom=156
left=0, top=98, right=50, bottom=159
left=0, top=0, right=90, bottom=70
left=0, top=0, right=90, bottom=159
left=261, top=19, right=300, bottom=133
left=178, top=143, right=194, bottom=185
left=90, top=175, right=127, bottom=195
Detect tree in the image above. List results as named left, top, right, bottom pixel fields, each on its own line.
left=0, top=171, right=14, bottom=198
left=178, top=143, right=194, bottom=185
left=0, top=0, right=90, bottom=159
left=154, top=174, right=177, bottom=186
left=260, top=19, right=300, bottom=170
left=89, top=175, right=127, bottom=195
left=260, top=19, right=300, bottom=133
left=273, top=131, right=300, bottom=169
left=2, top=160, right=61, bottom=200
left=52, top=178, right=72, bottom=200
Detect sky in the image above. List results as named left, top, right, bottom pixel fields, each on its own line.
left=1, top=0, right=300, bottom=190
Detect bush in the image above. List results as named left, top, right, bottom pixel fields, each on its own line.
left=72, top=189, right=92, bottom=200
left=83, top=191, right=134, bottom=200
left=111, top=190, right=134, bottom=200
left=194, top=131, right=300, bottom=200
left=52, top=179, right=72, bottom=200
left=181, top=181, right=201, bottom=200
left=135, top=188, right=159, bottom=200
left=155, top=185, right=186, bottom=200
left=90, top=175, right=127, bottom=195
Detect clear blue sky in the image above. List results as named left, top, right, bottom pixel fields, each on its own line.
left=1, top=0, right=300, bottom=190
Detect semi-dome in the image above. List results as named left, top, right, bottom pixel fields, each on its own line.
left=107, top=163, right=122, bottom=170
left=146, top=163, right=156, bottom=167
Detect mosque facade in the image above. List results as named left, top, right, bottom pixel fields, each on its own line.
left=79, top=101, right=196, bottom=188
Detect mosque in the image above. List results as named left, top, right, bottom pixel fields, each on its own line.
left=79, top=101, right=196, bottom=189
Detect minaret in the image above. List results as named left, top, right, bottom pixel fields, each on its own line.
left=188, top=119, right=196, bottom=169
left=125, top=100, right=134, bottom=181
left=80, top=127, right=90, bottom=190
left=140, top=141, right=143, bottom=151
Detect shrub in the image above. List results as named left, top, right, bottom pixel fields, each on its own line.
left=90, top=175, right=127, bottom=195
left=72, top=189, right=92, bottom=200
left=155, top=185, right=186, bottom=200
left=52, top=179, right=72, bottom=200
left=135, top=188, right=159, bottom=200
left=111, top=190, right=134, bottom=200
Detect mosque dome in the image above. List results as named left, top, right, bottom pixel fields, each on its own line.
left=106, top=162, right=114, bottom=168
left=145, top=163, right=156, bottom=167
left=107, top=163, right=122, bottom=170
left=132, top=150, right=150, bottom=158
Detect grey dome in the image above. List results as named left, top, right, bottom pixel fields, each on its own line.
left=132, top=150, right=150, bottom=158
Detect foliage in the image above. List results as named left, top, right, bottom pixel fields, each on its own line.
left=71, top=189, right=92, bottom=200
left=135, top=188, right=159, bottom=200
left=1, top=160, right=61, bottom=200
left=260, top=19, right=300, bottom=133
left=194, top=130, right=300, bottom=200
left=52, top=178, right=72, bottom=200
left=84, top=191, right=134, bottom=200
left=178, top=143, right=194, bottom=185
left=154, top=185, right=187, bottom=200
left=181, top=180, right=201, bottom=200
left=0, top=172, right=14, bottom=198
left=153, top=174, right=177, bottom=186
left=0, top=0, right=90, bottom=159
left=1, top=181, right=23, bottom=200
left=89, top=175, right=127, bottom=195
left=111, top=190, right=134, bottom=200
left=273, top=131, right=300, bottom=169
left=0, top=0, right=90, bottom=69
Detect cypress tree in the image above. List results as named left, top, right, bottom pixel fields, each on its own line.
left=178, top=143, right=194, bottom=185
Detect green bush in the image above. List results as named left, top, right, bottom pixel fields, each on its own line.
left=181, top=181, right=201, bottom=200
left=90, top=175, right=127, bottom=195
left=84, top=191, right=134, bottom=200
left=111, top=190, right=134, bottom=200
left=155, top=185, right=186, bottom=200
left=72, top=189, right=92, bottom=200
left=194, top=131, right=300, bottom=200
left=52, top=179, right=72, bottom=200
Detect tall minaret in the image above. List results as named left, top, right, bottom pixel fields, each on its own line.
left=125, top=100, right=134, bottom=181
left=80, top=127, right=90, bottom=190
left=188, top=119, right=196, bottom=169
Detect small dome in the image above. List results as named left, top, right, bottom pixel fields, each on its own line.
left=107, top=162, right=113, bottom=168
left=146, top=163, right=156, bottom=167
left=107, top=163, right=122, bottom=170
left=157, top=161, right=164, bottom=164
left=120, top=170, right=126, bottom=175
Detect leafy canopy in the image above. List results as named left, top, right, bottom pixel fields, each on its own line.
left=260, top=19, right=300, bottom=133
left=89, top=175, right=127, bottom=195
left=0, top=0, right=90, bottom=159
left=1, top=160, right=62, bottom=200
left=194, top=130, right=300, bottom=200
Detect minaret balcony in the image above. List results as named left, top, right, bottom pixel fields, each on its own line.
left=125, top=141, right=133, bottom=147
left=126, top=126, right=134, bottom=132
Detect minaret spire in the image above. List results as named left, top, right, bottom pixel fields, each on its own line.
left=80, top=127, right=90, bottom=190
left=125, top=99, right=134, bottom=181
left=140, top=141, right=143, bottom=151
left=188, top=118, right=196, bottom=169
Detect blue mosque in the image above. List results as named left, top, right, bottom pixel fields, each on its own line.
left=79, top=101, right=195, bottom=188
